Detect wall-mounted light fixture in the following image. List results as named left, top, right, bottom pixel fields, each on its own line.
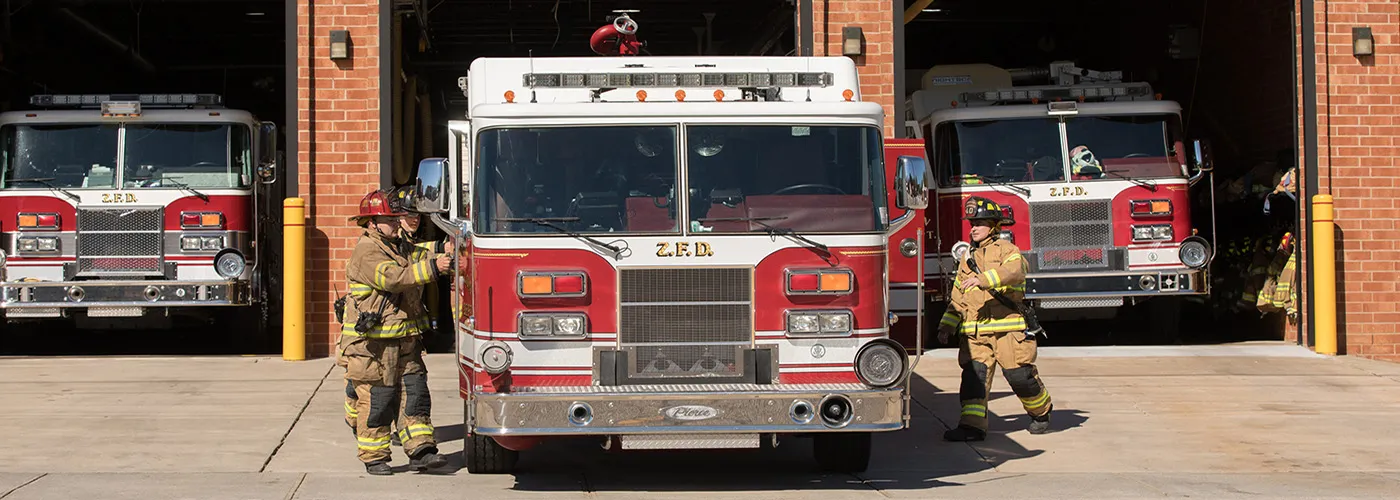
left=329, top=30, right=351, bottom=60
left=842, top=26, right=864, bottom=57
left=1353, top=26, right=1374, bottom=57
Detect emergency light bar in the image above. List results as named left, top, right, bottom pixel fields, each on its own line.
left=963, top=82, right=1153, bottom=104
left=522, top=71, right=833, bottom=89
left=29, top=93, right=223, bottom=109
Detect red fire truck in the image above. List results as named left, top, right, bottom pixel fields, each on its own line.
left=403, top=19, right=931, bottom=472
left=902, top=62, right=1217, bottom=341
left=0, top=94, right=282, bottom=345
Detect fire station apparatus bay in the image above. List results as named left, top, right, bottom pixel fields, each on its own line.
left=2, top=343, right=1400, bottom=499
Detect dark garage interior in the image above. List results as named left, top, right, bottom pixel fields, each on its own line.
left=0, top=0, right=1303, bottom=353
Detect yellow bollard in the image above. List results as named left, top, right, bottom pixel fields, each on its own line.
left=1312, top=194, right=1337, bottom=355
left=283, top=198, right=307, bottom=361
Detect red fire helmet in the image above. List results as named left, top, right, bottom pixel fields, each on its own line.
left=349, top=189, right=408, bottom=226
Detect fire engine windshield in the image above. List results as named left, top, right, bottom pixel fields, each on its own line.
left=1063, top=114, right=1186, bottom=181
left=934, top=118, right=1065, bottom=186
left=687, top=125, right=886, bottom=233
left=0, top=124, right=119, bottom=189
left=123, top=124, right=252, bottom=189
left=475, top=125, right=681, bottom=234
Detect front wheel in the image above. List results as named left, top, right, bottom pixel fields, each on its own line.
left=812, top=432, right=871, bottom=473
left=463, top=401, right=519, bottom=474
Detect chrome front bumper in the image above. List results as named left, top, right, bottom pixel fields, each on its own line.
left=0, top=279, right=252, bottom=310
left=469, top=383, right=906, bottom=436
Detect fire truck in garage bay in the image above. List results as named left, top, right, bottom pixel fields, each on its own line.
left=905, top=61, right=1218, bottom=340
left=0, top=94, right=282, bottom=343
left=404, top=52, right=931, bottom=473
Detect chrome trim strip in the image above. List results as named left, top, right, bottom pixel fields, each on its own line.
left=0, top=280, right=251, bottom=308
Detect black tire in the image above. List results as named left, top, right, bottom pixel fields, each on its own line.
left=812, top=432, right=871, bottom=473
left=464, top=433, right=519, bottom=474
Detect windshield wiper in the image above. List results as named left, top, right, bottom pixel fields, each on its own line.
left=697, top=216, right=834, bottom=262
left=496, top=217, right=625, bottom=256
left=6, top=177, right=81, bottom=202
left=1101, top=169, right=1158, bottom=191
left=130, top=176, right=209, bottom=201
left=972, top=175, right=1032, bottom=196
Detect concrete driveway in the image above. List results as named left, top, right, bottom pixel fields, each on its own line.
left=3, top=342, right=1399, bottom=499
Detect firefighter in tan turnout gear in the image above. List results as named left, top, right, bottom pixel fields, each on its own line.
left=338, top=189, right=451, bottom=475
left=937, top=196, right=1054, bottom=441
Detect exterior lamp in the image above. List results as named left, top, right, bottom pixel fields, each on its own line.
left=842, top=26, right=863, bottom=56
left=329, top=30, right=351, bottom=60
left=1353, top=27, right=1374, bottom=57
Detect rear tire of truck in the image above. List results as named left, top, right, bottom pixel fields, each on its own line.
left=464, top=433, right=519, bottom=474
left=812, top=432, right=871, bottom=473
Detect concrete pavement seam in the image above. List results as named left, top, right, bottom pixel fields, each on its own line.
left=260, top=362, right=335, bottom=473
left=282, top=473, right=308, bottom=500
left=0, top=473, right=45, bottom=499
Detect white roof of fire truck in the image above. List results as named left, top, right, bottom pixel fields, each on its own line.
left=909, top=61, right=1177, bottom=124
left=459, top=56, right=880, bottom=121
left=0, top=93, right=256, bottom=126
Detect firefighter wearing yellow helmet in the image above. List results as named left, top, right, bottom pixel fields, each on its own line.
left=937, top=196, right=1055, bottom=441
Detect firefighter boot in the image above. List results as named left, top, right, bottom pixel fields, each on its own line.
left=942, top=424, right=987, bottom=442
left=409, top=447, right=449, bottom=471
left=365, top=460, right=393, bottom=476
left=1028, top=404, right=1053, bottom=434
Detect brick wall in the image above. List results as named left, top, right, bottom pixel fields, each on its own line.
left=807, top=0, right=896, bottom=136
left=1299, top=0, right=1400, bottom=361
left=297, top=0, right=382, bottom=357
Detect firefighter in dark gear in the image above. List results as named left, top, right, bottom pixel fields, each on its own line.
left=937, top=196, right=1053, bottom=441
left=339, top=189, right=452, bottom=475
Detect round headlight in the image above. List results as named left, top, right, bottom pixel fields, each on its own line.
left=0, top=249, right=7, bottom=267
left=214, top=250, right=246, bottom=279
left=480, top=341, right=513, bottom=374
left=1179, top=238, right=1211, bottom=269
left=854, top=338, right=908, bottom=388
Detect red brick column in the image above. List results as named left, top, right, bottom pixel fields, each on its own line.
left=805, top=0, right=896, bottom=136
left=1299, top=0, right=1400, bottom=361
left=297, top=0, right=382, bottom=357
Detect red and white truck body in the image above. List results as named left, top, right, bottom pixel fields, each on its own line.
left=0, top=94, right=280, bottom=332
left=407, top=54, right=932, bottom=473
left=904, top=62, right=1217, bottom=329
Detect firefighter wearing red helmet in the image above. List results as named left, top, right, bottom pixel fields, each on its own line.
left=337, top=189, right=451, bottom=475
left=937, top=196, right=1055, bottom=441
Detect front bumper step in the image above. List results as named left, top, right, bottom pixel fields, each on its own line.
left=1, top=280, right=251, bottom=310
left=470, top=383, right=904, bottom=436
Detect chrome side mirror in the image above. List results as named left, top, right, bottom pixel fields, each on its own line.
left=411, top=158, right=450, bottom=214
left=894, top=155, right=930, bottom=210
left=1187, top=139, right=1213, bottom=186
left=256, top=121, right=278, bottom=185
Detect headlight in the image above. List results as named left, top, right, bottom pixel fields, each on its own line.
left=181, top=236, right=202, bottom=251
left=786, top=310, right=853, bottom=336
left=855, top=338, right=907, bottom=388
left=17, top=237, right=57, bottom=253
left=1180, top=237, right=1212, bottom=269
left=1131, top=224, right=1172, bottom=242
left=214, top=250, right=246, bottom=278
left=202, top=236, right=224, bottom=250
left=0, top=249, right=7, bottom=266
left=518, top=312, right=587, bottom=338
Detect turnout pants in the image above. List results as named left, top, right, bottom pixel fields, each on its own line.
left=340, top=335, right=438, bottom=464
left=956, top=330, right=1052, bottom=431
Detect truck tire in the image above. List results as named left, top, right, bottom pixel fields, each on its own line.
left=464, top=433, right=519, bottom=474
left=812, top=432, right=871, bottom=473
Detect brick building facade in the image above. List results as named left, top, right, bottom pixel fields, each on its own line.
left=1297, top=0, right=1400, bottom=361
left=289, top=0, right=1398, bottom=361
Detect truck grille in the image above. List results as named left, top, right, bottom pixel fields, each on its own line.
left=619, top=268, right=752, bottom=381
left=1028, top=200, right=1114, bottom=271
left=75, top=208, right=165, bottom=275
